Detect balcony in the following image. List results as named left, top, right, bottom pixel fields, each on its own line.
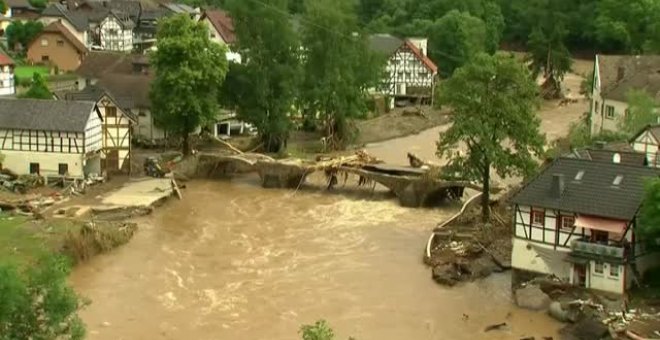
left=570, top=239, right=625, bottom=258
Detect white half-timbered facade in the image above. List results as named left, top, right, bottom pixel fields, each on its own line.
left=0, top=99, right=102, bottom=178
left=370, top=35, right=437, bottom=106
left=511, top=157, right=660, bottom=294
left=0, top=53, right=15, bottom=96
left=631, top=125, right=660, bottom=167
left=99, top=13, right=134, bottom=52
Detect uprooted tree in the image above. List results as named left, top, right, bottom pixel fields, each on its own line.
left=299, top=0, right=383, bottom=150
left=150, top=14, right=228, bottom=155
left=437, top=52, right=545, bottom=222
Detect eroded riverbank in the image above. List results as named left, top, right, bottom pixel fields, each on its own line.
left=71, top=178, right=560, bottom=339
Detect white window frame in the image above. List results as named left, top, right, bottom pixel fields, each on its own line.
left=605, top=105, right=615, bottom=119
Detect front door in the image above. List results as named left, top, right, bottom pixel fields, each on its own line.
left=106, top=150, right=119, bottom=173
left=574, top=264, right=587, bottom=287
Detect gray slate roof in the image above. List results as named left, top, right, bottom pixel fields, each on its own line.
left=0, top=99, right=97, bottom=133
left=42, top=4, right=90, bottom=31
left=369, top=34, right=403, bottom=56
left=511, top=157, right=659, bottom=220
left=598, top=55, right=660, bottom=102
left=566, top=147, right=646, bottom=167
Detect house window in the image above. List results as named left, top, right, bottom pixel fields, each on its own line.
left=108, top=28, right=118, bottom=35
left=41, top=55, right=49, bottom=62
left=106, top=106, right=117, bottom=117
left=560, top=216, right=575, bottom=232
left=40, top=39, right=48, bottom=46
left=56, top=39, right=64, bottom=46
left=530, top=209, right=545, bottom=225
left=592, top=230, right=609, bottom=244
left=595, top=101, right=599, bottom=113
left=594, top=261, right=604, bottom=274
left=605, top=105, right=615, bottom=119
left=138, top=110, right=147, bottom=117
left=610, top=264, right=619, bottom=277
left=29, top=163, right=39, bottom=175
left=58, top=163, right=68, bottom=175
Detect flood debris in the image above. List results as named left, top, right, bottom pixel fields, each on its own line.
left=515, top=285, right=552, bottom=311
left=484, top=322, right=508, bottom=332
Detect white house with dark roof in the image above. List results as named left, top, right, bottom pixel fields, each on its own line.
left=369, top=34, right=438, bottom=107
left=631, top=124, right=660, bottom=168
left=40, top=3, right=91, bottom=47
left=0, top=98, right=103, bottom=178
left=590, top=55, right=660, bottom=135
left=510, top=157, right=659, bottom=294
left=99, top=11, right=134, bottom=52
left=199, top=9, right=240, bottom=63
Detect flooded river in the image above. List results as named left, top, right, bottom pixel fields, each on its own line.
left=71, top=130, right=560, bottom=339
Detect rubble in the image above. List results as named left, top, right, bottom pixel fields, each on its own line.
left=515, top=285, right=552, bottom=311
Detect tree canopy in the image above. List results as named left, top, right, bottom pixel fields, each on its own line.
left=620, top=89, right=659, bottom=136
left=639, top=178, right=660, bottom=240
left=299, top=0, right=383, bottom=149
left=20, top=73, right=51, bottom=99
left=225, top=0, right=300, bottom=153
left=428, top=10, right=487, bottom=77
left=150, top=14, right=228, bottom=155
left=437, top=53, right=545, bottom=222
left=0, top=255, right=86, bottom=340
left=6, top=20, right=43, bottom=52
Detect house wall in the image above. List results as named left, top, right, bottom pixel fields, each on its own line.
left=203, top=17, right=226, bottom=45
left=0, top=64, right=14, bottom=96
left=38, top=17, right=88, bottom=47
left=586, top=260, right=625, bottom=294
left=100, top=17, right=133, bottom=52
left=84, top=109, right=102, bottom=153
left=26, top=32, right=84, bottom=71
left=134, top=108, right=166, bottom=140
left=591, top=97, right=628, bottom=134
left=97, top=96, right=132, bottom=171
left=512, top=238, right=572, bottom=280
left=632, top=130, right=660, bottom=167
left=382, top=47, right=434, bottom=98
left=0, top=150, right=86, bottom=177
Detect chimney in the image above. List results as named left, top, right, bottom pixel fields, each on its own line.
left=617, top=66, right=625, bottom=81
left=551, top=174, right=565, bottom=198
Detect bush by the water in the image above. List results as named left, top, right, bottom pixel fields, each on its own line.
left=0, top=255, right=86, bottom=339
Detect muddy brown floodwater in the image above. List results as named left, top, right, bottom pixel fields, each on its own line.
left=71, top=130, right=561, bottom=340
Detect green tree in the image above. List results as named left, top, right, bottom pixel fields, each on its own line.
left=620, top=89, right=659, bottom=136
left=300, top=320, right=335, bottom=340
left=150, top=14, right=228, bottom=155
left=0, top=255, right=86, bottom=340
left=437, top=53, right=545, bottom=222
left=639, top=178, right=660, bottom=239
left=595, top=0, right=660, bottom=53
left=20, top=72, right=51, bottom=99
left=226, top=0, right=300, bottom=152
left=0, top=0, right=6, bottom=15
left=6, top=20, right=43, bottom=52
left=28, top=0, right=46, bottom=8
left=428, top=10, right=487, bottom=77
left=300, top=0, right=383, bottom=149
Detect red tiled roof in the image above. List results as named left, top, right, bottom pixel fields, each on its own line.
left=403, top=40, right=437, bottom=74
left=201, top=9, right=236, bottom=44
left=0, top=52, right=14, bottom=65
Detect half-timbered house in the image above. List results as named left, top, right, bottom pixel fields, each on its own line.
left=369, top=34, right=437, bottom=106
left=63, top=86, right=135, bottom=173
left=99, top=11, right=134, bottom=52
left=0, top=99, right=102, bottom=178
left=510, top=157, right=660, bottom=294
left=631, top=124, right=660, bottom=167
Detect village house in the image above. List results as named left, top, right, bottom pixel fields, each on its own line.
left=199, top=9, right=241, bottom=63
left=630, top=124, right=660, bottom=168
left=0, top=53, right=15, bottom=96
left=99, top=11, right=134, bottom=52
left=510, top=157, right=660, bottom=294
left=40, top=3, right=90, bottom=47
left=0, top=99, right=103, bottom=178
left=369, top=34, right=438, bottom=107
left=62, top=87, right=135, bottom=173
left=4, top=0, right=39, bottom=21
left=27, top=21, right=88, bottom=72
left=590, top=55, right=660, bottom=135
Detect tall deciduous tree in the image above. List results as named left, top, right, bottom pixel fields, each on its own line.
left=639, top=178, right=660, bottom=240
left=300, top=0, right=382, bottom=149
left=621, top=89, right=659, bottom=136
left=428, top=10, right=487, bottom=77
left=20, top=73, right=51, bottom=99
left=437, top=53, right=545, bottom=222
left=6, top=20, right=43, bottom=52
left=595, top=0, right=660, bottom=53
left=0, top=255, right=86, bottom=340
left=150, top=14, right=228, bottom=155
left=226, top=0, right=300, bottom=152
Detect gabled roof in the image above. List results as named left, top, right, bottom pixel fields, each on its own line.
left=368, top=34, right=438, bottom=74
left=630, top=124, right=660, bottom=144
left=597, top=55, right=660, bottom=102
left=0, top=99, right=97, bottom=133
left=41, top=3, right=90, bottom=31
left=511, top=157, right=659, bottom=221
left=35, top=21, right=88, bottom=53
left=201, top=9, right=236, bottom=44
left=4, top=0, right=33, bottom=9
left=103, top=10, right=135, bottom=29
left=161, top=3, right=197, bottom=14
left=76, top=51, right=129, bottom=78
left=63, top=85, right=137, bottom=121
left=566, top=147, right=646, bottom=167
left=369, top=34, right=403, bottom=56
left=0, top=52, right=14, bottom=66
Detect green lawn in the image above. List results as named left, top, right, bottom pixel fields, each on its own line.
left=14, top=65, right=49, bottom=79
left=0, top=215, right=79, bottom=267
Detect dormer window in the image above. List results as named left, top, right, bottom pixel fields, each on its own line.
left=574, top=170, right=585, bottom=181
left=613, top=175, right=623, bottom=186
